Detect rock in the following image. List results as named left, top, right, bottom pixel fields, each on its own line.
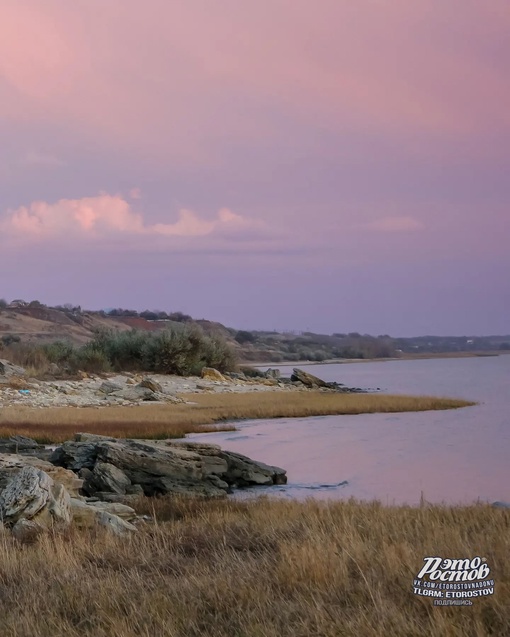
left=219, top=450, right=287, bottom=487
left=138, top=377, right=162, bottom=393
left=0, top=359, right=26, bottom=378
left=93, top=492, right=141, bottom=505
left=98, top=380, right=123, bottom=395
left=492, top=501, right=510, bottom=509
left=90, top=461, right=131, bottom=495
left=11, top=518, right=45, bottom=544
left=0, top=454, right=83, bottom=497
left=50, top=441, right=99, bottom=472
left=0, top=465, right=71, bottom=528
left=290, top=368, right=331, bottom=388
left=111, top=386, right=160, bottom=402
left=97, top=511, right=137, bottom=535
left=201, top=367, right=227, bottom=382
left=86, top=500, right=136, bottom=520
left=69, top=497, right=100, bottom=527
left=264, top=368, right=281, bottom=379
left=0, top=435, right=41, bottom=454
left=49, top=435, right=287, bottom=499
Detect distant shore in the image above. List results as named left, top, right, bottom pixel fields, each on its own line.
left=244, top=350, right=504, bottom=368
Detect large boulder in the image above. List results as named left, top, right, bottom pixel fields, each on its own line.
left=0, top=454, right=83, bottom=496
left=88, top=461, right=131, bottom=495
left=0, top=465, right=71, bottom=528
left=0, top=359, right=26, bottom=378
left=290, top=368, right=331, bottom=388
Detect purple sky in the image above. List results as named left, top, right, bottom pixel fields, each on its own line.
left=1, top=1, right=509, bottom=336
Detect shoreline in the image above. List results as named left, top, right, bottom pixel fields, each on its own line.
left=245, top=350, right=505, bottom=367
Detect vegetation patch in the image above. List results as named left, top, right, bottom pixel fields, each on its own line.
left=0, top=392, right=475, bottom=443
left=0, top=497, right=507, bottom=636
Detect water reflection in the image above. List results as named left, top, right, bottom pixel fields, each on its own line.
left=189, top=356, right=510, bottom=505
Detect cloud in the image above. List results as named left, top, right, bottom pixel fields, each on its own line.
left=0, top=194, right=266, bottom=245
left=362, top=216, right=425, bottom=232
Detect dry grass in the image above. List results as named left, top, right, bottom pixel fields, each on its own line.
left=0, top=391, right=475, bottom=443
left=0, top=497, right=507, bottom=636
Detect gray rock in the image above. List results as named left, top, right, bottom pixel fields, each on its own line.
left=49, top=435, right=287, bottom=498
left=98, top=380, right=123, bottom=395
left=219, top=450, right=287, bottom=487
left=290, top=368, right=330, bottom=388
left=492, top=501, right=510, bottom=509
left=0, top=359, right=26, bottom=377
left=97, top=511, right=137, bottom=535
left=90, top=461, right=131, bottom=495
left=50, top=441, right=99, bottom=471
left=0, top=454, right=83, bottom=497
left=86, top=500, right=136, bottom=520
left=0, top=465, right=71, bottom=528
left=0, top=435, right=42, bottom=455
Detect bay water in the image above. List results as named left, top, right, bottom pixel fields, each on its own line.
left=189, top=355, right=510, bottom=505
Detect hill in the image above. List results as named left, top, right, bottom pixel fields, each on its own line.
left=1, top=300, right=509, bottom=364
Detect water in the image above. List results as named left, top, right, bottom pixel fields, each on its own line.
left=188, top=355, right=510, bottom=505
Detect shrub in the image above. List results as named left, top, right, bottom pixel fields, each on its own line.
left=235, top=330, right=256, bottom=344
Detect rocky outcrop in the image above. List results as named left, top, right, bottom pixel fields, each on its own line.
left=0, top=454, right=83, bottom=495
left=0, top=465, right=71, bottom=528
left=51, top=433, right=287, bottom=498
left=0, top=359, right=26, bottom=378
left=290, top=368, right=332, bottom=388
left=289, top=367, right=364, bottom=392
left=0, top=432, right=287, bottom=540
left=0, top=454, right=138, bottom=538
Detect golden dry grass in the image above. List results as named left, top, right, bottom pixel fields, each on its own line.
left=0, top=391, right=475, bottom=442
left=0, top=497, right=507, bottom=637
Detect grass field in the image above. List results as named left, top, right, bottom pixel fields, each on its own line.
left=0, top=391, right=475, bottom=442
left=0, top=496, right=507, bottom=637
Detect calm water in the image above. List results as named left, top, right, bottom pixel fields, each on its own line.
left=189, top=356, right=510, bottom=505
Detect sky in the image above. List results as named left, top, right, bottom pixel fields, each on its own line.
left=1, top=0, right=509, bottom=336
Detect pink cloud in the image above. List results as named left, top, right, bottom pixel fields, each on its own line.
left=0, top=193, right=265, bottom=245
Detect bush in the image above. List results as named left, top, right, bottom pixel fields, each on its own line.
left=0, top=326, right=237, bottom=378
left=88, top=326, right=237, bottom=375
left=235, top=330, right=256, bottom=344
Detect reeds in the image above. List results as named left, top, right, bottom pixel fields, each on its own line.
left=0, top=391, right=475, bottom=443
